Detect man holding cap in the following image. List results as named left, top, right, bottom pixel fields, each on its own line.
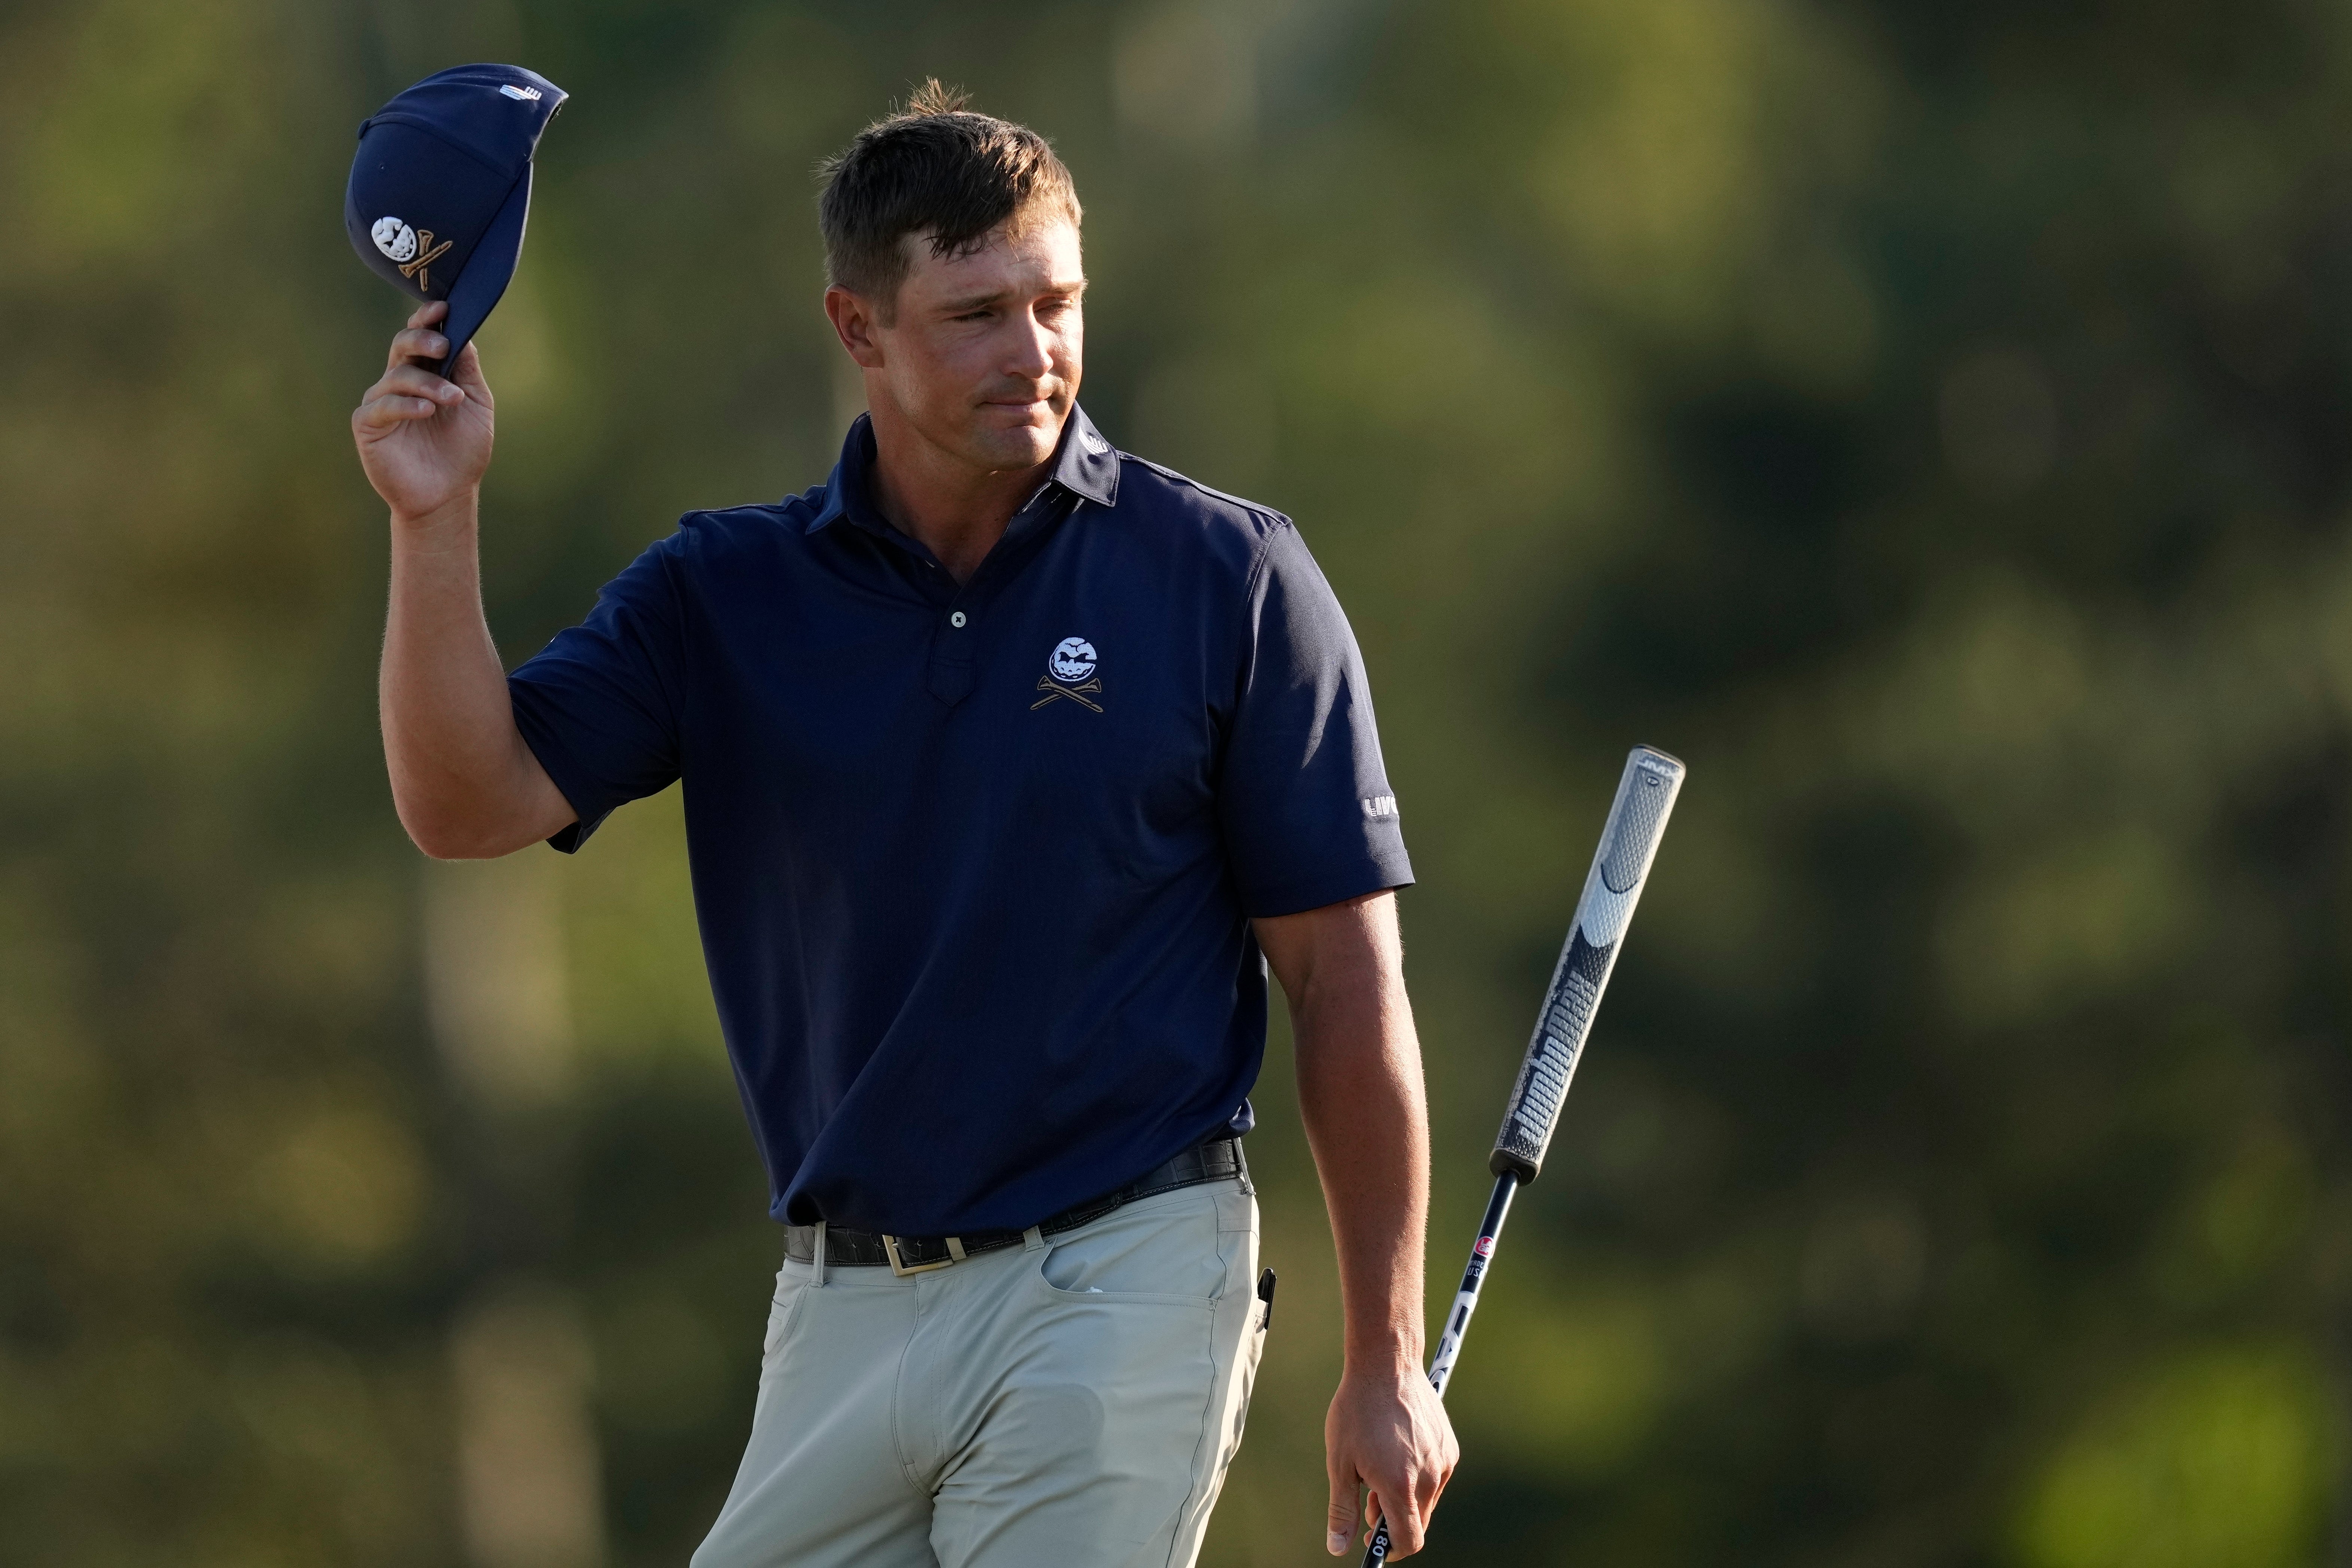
left=345, top=64, right=564, bottom=378
left=352, top=79, right=1455, bottom=1566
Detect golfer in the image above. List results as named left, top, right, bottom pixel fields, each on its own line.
left=352, top=82, right=1455, bottom=1566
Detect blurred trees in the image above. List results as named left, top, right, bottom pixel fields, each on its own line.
left=3, top=0, right=2351, bottom=1564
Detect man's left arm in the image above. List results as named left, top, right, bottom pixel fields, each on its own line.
left=1257, top=890, right=1459, bottom=1560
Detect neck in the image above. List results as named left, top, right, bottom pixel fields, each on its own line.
left=864, top=397, right=1059, bottom=584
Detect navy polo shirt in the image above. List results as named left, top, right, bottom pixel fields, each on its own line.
left=507, top=408, right=1411, bottom=1234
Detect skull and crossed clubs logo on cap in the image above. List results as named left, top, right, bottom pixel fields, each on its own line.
left=372, top=216, right=454, bottom=294
left=1033, top=637, right=1103, bottom=712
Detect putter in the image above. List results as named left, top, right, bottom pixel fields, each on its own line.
left=1361, top=745, right=1685, bottom=1565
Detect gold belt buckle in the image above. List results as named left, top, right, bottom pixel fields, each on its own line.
left=882, top=1234, right=967, bottom=1277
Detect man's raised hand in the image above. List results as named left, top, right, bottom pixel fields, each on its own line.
left=352, top=300, right=496, bottom=524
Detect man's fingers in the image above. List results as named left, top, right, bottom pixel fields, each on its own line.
left=366, top=365, right=464, bottom=411
left=447, top=341, right=493, bottom=405
left=385, top=326, right=452, bottom=373
left=1396, top=1453, right=1454, bottom=1555
left=1364, top=1484, right=1427, bottom=1559
left=1356, top=1463, right=1449, bottom=1558
left=355, top=364, right=463, bottom=430
left=353, top=391, right=442, bottom=435
left=405, top=299, right=448, bottom=331
left=1325, top=1460, right=1358, bottom=1556
left=384, top=360, right=462, bottom=396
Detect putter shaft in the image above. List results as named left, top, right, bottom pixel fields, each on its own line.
left=1361, top=1172, right=1518, bottom=1567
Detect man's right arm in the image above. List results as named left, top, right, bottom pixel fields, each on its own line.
left=355, top=301, right=575, bottom=859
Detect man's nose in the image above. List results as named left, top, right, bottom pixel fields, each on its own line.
left=1004, top=309, right=1055, bottom=378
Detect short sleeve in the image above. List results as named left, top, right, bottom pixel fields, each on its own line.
left=1218, top=522, right=1412, bottom=917
left=507, top=536, right=688, bottom=852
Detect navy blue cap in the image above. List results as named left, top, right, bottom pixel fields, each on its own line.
left=346, top=64, right=567, bottom=377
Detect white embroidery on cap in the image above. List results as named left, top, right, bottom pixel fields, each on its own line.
left=371, top=217, right=418, bottom=262
left=499, top=84, right=543, bottom=101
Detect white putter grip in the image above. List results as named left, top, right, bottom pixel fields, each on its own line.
left=1489, top=746, right=1685, bottom=1182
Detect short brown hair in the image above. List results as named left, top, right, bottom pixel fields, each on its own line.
left=817, top=80, right=1081, bottom=312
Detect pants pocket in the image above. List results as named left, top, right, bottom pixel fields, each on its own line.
left=762, top=1275, right=808, bottom=1364
left=1035, top=1185, right=1230, bottom=1305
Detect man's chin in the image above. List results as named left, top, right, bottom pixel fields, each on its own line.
left=965, top=417, right=1062, bottom=473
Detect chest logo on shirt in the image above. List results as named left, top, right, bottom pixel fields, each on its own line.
left=1033, top=636, right=1104, bottom=712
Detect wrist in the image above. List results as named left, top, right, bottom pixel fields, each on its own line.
left=1341, top=1336, right=1426, bottom=1383
left=390, top=491, right=480, bottom=546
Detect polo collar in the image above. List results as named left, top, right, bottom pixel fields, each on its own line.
left=1053, top=406, right=1121, bottom=507
left=805, top=405, right=1119, bottom=535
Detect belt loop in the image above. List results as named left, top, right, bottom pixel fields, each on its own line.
left=813, top=1220, right=827, bottom=1288
left=1022, top=1225, right=1045, bottom=1253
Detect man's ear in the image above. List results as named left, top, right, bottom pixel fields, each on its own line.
left=825, top=286, right=886, bottom=370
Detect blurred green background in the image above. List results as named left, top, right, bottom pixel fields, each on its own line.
left=4, top=0, right=2349, bottom=1563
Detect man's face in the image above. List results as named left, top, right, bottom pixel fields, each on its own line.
left=835, top=215, right=1086, bottom=475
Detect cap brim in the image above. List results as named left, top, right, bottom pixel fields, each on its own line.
left=436, top=166, right=532, bottom=378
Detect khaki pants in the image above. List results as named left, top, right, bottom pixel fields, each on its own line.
left=693, top=1179, right=1266, bottom=1568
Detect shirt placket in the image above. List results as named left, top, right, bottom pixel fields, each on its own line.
left=929, top=587, right=978, bottom=706
left=922, top=488, right=1071, bottom=708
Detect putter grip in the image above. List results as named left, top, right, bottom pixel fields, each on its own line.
left=1490, top=746, right=1684, bottom=1182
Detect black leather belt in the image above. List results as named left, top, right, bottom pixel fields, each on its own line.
left=785, top=1137, right=1248, bottom=1276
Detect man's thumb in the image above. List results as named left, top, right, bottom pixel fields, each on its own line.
left=1327, top=1470, right=1358, bottom=1556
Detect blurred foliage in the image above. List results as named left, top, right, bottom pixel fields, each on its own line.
left=4, top=0, right=2352, bottom=1564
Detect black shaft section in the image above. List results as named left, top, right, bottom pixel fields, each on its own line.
left=1432, top=1174, right=1517, bottom=1396
left=1361, top=1172, right=1519, bottom=1566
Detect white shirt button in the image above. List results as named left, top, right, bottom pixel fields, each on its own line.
left=949, top=611, right=967, bottom=628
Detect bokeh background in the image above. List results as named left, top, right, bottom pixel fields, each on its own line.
left=5, top=0, right=2350, bottom=1562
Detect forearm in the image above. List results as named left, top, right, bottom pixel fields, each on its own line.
left=1291, top=919, right=1431, bottom=1371
left=379, top=494, right=558, bottom=857
left=1260, top=892, right=1455, bottom=1556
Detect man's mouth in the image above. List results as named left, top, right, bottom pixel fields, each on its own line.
left=982, top=387, right=1059, bottom=411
